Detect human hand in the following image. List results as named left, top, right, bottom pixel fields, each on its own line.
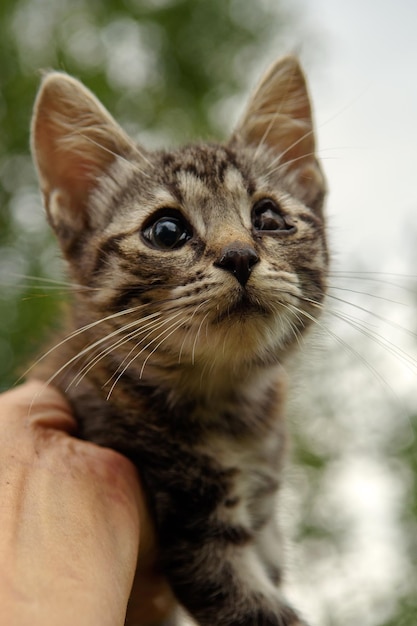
left=0, top=381, right=175, bottom=626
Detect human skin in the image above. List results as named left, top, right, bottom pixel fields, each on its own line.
left=0, top=381, right=175, bottom=626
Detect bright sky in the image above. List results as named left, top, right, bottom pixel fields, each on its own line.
left=300, top=0, right=417, bottom=270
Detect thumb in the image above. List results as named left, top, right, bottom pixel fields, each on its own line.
left=2, top=380, right=76, bottom=433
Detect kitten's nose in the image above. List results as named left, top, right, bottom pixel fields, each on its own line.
left=214, top=242, right=259, bottom=286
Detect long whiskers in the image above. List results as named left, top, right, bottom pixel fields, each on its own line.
left=328, top=270, right=417, bottom=294
left=78, top=131, right=154, bottom=172
left=17, top=303, right=146, bottom=383
left=325, top=291, right=417, bottom=341
left=327, top=306, right=417, bottom=375
left=178, top=300, right=211, bottom=364
left=104, top=300, right=212, bottom=397
left=328, top=284, right=406, bottom=306
left=68, top=310, right=170, bottom=389
left=287, top=301, right=398, bottom=395
left=105, top=311, right=190, bottom=398
left=265, top=146, right=339, bottom=179
left=191, top=312, right=211, bottom=366
left=4, top=273, right=94, bottom=295
left=138, top=316, right=189, bottom=380
left=105, top=310, right=186, bottom=386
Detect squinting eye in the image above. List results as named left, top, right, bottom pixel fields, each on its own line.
left=252, top=198, right=296, bottom=234
left=143, top=212, right=192, bottom=250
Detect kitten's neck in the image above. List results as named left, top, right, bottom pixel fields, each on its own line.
left=137, top=358, right=288, bottom=410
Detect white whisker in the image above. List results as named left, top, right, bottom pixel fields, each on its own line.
left=178, top=300, right=210, bottom=364
left=266, top=125, right=315, bottom=173
left=253, top=65, right=299, bottom=160
left=78, top=132, right=154, bottom=171
left=326, top=306, right=417, bottom=375
left=69, top=311, right=166, bottom=389
left=17, top=304, right=146, bottom=383
left=5, top=273, right=80, bottom=288
left=105, top=311, right=187, bottom=399
left=139, top=317, right=188, bottom=380
left=328, top=284, right=406, bottom=306
left=103, top=310, right=185, bottom=387
left=287, top=301, right=398, bottom=396
left=325, top=292, right=417, bottom=340
left=191, top=312, right=210, bottom=365
left=328, top=270, right=417, bottom=293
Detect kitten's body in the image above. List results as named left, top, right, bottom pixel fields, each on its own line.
left=30, top=57, right=327, bottom=625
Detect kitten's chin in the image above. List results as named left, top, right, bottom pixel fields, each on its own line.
left=213, top=293, right=271, bottom=324
left=195, top=305, right=297, bottom=370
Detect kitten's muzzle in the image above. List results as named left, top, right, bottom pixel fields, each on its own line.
left=214, top=242, right=259, bottom=287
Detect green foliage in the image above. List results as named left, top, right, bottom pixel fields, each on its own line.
left=380, top=413, right=417, bottom=626
left=380, top=597, right=417, bottom=626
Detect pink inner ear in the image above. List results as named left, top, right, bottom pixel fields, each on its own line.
left=32, top=72, right=135, bottom=220
left=34, top=133, right=104, bottom=215
left=57, top=150, right=108, bottom=193
left=233, top=56, right=317, bottom=168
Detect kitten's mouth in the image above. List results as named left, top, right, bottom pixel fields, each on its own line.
left=214, top=293, right=271, bottom=324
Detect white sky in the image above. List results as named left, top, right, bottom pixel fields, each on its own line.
left=277, top=6, right=417, bottom=622
left=299, top=0, right=417, bottom=270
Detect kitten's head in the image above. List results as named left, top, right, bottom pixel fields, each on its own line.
left=31, top=57, right=327, bottom=380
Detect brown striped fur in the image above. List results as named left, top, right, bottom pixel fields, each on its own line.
left=30, top=56, right=327, bottom=626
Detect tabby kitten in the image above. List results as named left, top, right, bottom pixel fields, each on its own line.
left=30, top=56, right=327, bottom=626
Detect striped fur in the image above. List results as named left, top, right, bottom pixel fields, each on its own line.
left=30, top=56, right=327, bottom=626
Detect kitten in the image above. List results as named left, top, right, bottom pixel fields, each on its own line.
left=30, top=56, right=327, bottom=626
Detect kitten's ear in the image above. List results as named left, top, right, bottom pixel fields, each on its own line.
left=31, top=72, right=136, bottom=247
left=231, top=56, right=325, bottom=209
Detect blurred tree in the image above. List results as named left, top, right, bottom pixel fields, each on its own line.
left=288, top=321, right=417, bottom=626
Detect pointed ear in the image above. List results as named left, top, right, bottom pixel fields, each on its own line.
left=231, top=56, right=325, bottom=209
left=31, top=72, right=136, bottom=249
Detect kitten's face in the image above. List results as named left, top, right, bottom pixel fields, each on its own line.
left=31, top=57, right=327, bottom=377
left=79, top=144, right=327, bottom=370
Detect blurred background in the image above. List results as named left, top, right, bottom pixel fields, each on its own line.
left=0, top=0, right=416, bottom=624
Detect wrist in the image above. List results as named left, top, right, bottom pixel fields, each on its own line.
left=0, top=566, right=129, bottom=626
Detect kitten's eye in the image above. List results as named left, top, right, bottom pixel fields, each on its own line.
left=142, top=212, right=192, bottom=251
left=252, top=198, right=296, bottom=234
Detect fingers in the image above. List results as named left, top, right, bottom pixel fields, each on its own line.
left=0, top=381, right=142, bottom=625
left=0, top=381, right=140, bottom=503
left=0, top=380, right=76, bottom=433
left=0, top=380, right=176, bottom=625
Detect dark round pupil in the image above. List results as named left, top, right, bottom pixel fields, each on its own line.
left=255, top=207, right=285, bottom=230
left=152, top=218, right=184, bottom=249
left=253, top=201, right=286, bottom=231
